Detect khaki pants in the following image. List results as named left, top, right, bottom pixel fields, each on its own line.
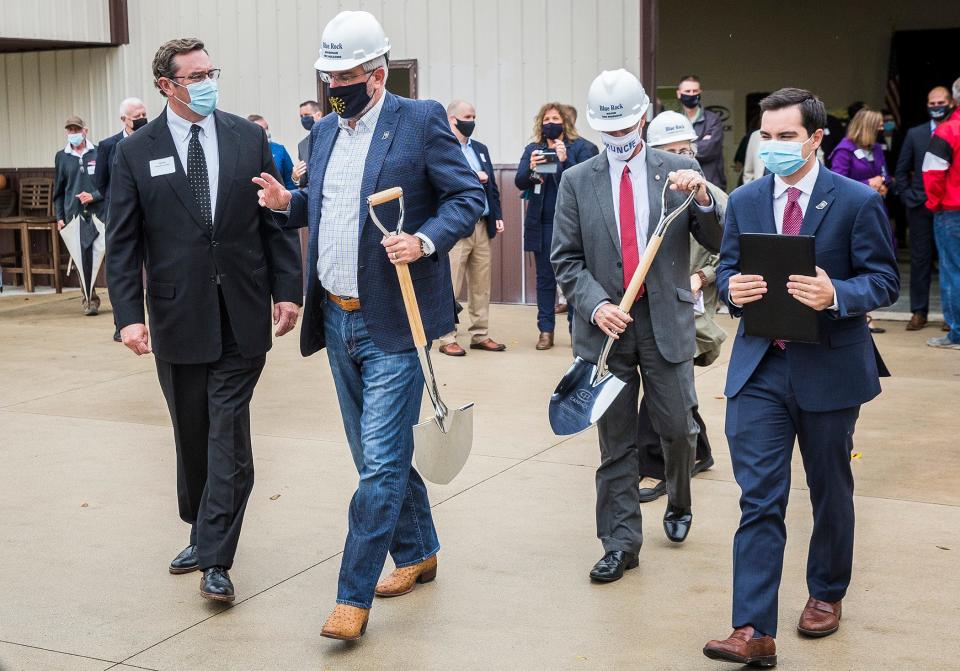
left=440, top=220, right=491, bottom=345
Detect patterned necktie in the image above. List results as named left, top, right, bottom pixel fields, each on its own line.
left=773, top=187, right=804, bottom=350
left=619, top=165, right=643, bottom=295
left=187, top=124, right=212, bottom=233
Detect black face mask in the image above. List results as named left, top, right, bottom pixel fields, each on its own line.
left=929, top=105, right=950, bottom=121
left=542, top=122, right=564, bottom=140
left=327, top=75, right=374, bottom=119
left=301, top=115, right=315, bottom=131
left=680, top=93, right=701, bottom=109
left=455, top=118, right=476, bottom=137
left=131, top=117, right=148, bottom=131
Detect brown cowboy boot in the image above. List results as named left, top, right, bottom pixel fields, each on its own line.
left=375, top=555, right=438, bottom=598
left=320, top=604, right=370, bottom=641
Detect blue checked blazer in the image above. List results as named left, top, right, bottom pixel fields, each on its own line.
left=278, top=92, right=485, bottom=355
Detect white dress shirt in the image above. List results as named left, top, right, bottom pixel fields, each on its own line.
left=772, top=157, right=819, bottom=233
left=166, top=105, right=219, bottom=222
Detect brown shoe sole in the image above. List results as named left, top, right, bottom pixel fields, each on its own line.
left=321, top=621, right=368, bottom=641
left=470, top=343, right=506, bottom=351
left=797, top=623, right=839, bottom=637
left=703, top=647, right=777, bottom=667
left=200, top=589, right=235, bottom=603
left=375, top=564, right=437, bottom=598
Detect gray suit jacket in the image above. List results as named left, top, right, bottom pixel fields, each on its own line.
left=296, top=134, right=311, bottom=188
left=551, top=148, right=723, bottom=364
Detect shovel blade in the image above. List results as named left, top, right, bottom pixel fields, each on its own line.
left=414, top=403, right=474, bottom=485
left=549, top=356, right=627, bottom=435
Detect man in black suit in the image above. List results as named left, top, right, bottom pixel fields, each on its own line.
left=895, top=85, right=955, bottom=331
left=106, top=37, right=302, bottom=603
left=94, top=97, right=148, bottom=341
left=292, top=100, right=322, bottom=188
left=438, top=99, right=507, bottom=355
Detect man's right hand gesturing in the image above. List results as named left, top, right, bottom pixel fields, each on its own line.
left=252, top=172, right=293, bottom=210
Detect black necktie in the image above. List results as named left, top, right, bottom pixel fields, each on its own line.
left=187, top=124, right=212, bottom=232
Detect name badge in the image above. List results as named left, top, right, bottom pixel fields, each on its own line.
left=86, top=163, right=96, bottom=175
left=149, top=156, right=176, bottom=177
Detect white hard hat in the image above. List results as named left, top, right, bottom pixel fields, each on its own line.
left=646, top=111, right=697, bottom=147
left=586, top=69, right=650, bottom=132
left=314, top=10, right=391, bottom=72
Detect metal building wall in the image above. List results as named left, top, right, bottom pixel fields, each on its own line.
left=0, top=0, right=641, bottom=168
left=0, top=0, right=111, bottom=42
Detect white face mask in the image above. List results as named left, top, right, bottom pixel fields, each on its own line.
left=600, top=125, right=641, bottom=161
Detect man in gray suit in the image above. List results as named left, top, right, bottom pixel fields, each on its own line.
left=552, top=69, right=722, bottom=582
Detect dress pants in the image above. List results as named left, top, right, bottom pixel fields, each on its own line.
left=906, top=205, right=935, bottom=315
left=154, top=295, right=265, bottom=570
left=324, top=302, right=440, bottom=609
left=726, top=347, right=860, bottom=637
left=636, top=400, right=712, bottom=481
left=441, top=219, right=492, bottom=345
left=595, top=298, right=698, bottom=554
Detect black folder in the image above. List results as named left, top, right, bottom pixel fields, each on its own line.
left=739, top=233, right=820, bottom=344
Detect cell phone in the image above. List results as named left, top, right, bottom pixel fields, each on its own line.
left=534, top=150, right=559, bottom=174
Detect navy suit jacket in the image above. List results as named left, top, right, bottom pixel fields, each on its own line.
left=717, top=167, right=899, bottom=412
left=93, top=130, right=123, bottom=221
left=894, top=122, right=934, bottom=210
left=279, top=92, right=485, bottom=355
left=466, top=138, right=503, bottom=238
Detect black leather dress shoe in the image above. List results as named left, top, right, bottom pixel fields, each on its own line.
left=113, top=328, right=122, bottom=343
left=638, top=479, right=667, bottom=502
left=691, top=455, right=715, bottom=477
left=169, top=545, right=199, bottom=574
left=200, top=567, right=235, bottom=602
left=663, top=504, right=693, bottom=543
left=589, top=550, right=639, bottom=582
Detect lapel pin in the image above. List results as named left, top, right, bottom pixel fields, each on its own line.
left=816, top=200, right=828, bottom=210
left=655, top=174, right=661, bottom=181
left=382, top=131, right=391, bottom=140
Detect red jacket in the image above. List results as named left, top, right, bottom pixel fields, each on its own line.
left=924, top=107, right=960, bottom=212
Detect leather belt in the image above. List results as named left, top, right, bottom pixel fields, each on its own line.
left=327, top=292, right=361, bottom=312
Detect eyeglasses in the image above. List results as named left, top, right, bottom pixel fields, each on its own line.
left=319, top=70, right=371, bottom=85
left=169, top=69, right=221, bottom=84
left=673, top=148, right=695, bottom=157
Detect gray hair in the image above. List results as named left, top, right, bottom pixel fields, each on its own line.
left=362, top=55, right=389, bottom=82
left=953, top=76, right=960, bottom=104
left=447, top=99, right=473, bottom=116
left=118, top=97, right=145, bottom=118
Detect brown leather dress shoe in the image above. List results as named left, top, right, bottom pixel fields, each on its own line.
left=536, top=332, right=554, bottom=350
left=375, top=555, right=437, bottom=598
left=906, top=312, right=928, bottom=331
left=470, top=338, right=506, bottom=352
left=321, top=604, right=370, bottom=641
left=439, top=343, right=466, bottom=357
left=703, top=626, right=777, bottom=667
left=797, top=597, right=842, bottom=637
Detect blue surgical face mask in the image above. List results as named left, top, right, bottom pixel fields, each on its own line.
left=67, top=132, right=84, bottom=146
left=758, top=136, right=815, bottom=177
left=882, top=120, right=895, bottom=133
left=173, top=78, right=219, bottom=117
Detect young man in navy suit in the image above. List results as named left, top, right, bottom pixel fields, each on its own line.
left=703, top=88, right=899, bottom=667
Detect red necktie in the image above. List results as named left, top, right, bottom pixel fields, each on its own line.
left=774, top=187, right=804, bottom=349
left=619, top=165, right=643, bottom=296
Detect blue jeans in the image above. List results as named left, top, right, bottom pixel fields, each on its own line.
left=324, top=302, right=440, bottom=609
left=934, top=211, right=960, bottom=343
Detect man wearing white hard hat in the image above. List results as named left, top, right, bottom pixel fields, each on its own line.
left=634, top=110, right=728, bottom=504
left=254, top=10, right=485, bottom=640
left=552, top=69, right=722, bottom=582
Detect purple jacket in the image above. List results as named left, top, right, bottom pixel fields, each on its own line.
left=829, top=137, right=887, bottom=185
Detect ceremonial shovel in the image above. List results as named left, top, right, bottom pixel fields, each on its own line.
left=548, top=185, right=699, bottom=436
left=367, top=187, right=475, bottom=485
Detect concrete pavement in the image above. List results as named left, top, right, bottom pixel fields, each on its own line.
left=0, top=292, right=958, bottom=670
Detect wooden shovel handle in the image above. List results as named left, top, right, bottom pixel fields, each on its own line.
left=368, top=187, right=403, bottom=206
left=618, top=235, right=663, bottom=313
left=395, top=262, right=428, bottom=348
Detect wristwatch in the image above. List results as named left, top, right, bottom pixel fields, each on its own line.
left=418, top=237, right=426, bottom=258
